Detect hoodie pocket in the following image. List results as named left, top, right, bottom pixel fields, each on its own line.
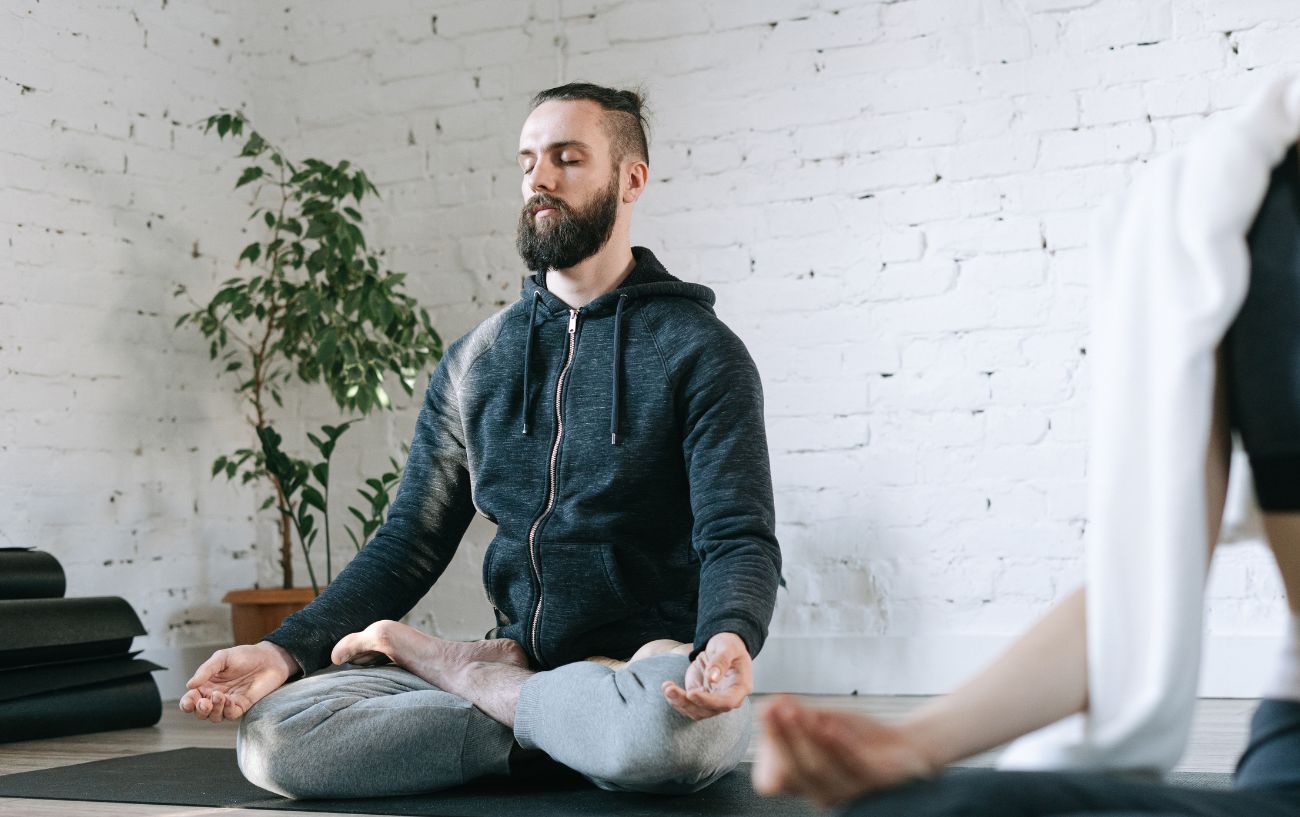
left=482, top=537, right=532, bottom=626
left=534, top=541, right=650, bottom=665
left=539, top=541, right=641, bottom=616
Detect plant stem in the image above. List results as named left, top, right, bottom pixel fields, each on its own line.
left=282, top=501, right=321, bottom=596
left=248, top=153, right=296, bottom=590
left=323, top=470, right=333, bottom=587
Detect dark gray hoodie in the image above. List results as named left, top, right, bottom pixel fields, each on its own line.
left=267, top=247, right=781, bottom=672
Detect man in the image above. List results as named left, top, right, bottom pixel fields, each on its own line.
left=180, top=82, right=782, bottom=799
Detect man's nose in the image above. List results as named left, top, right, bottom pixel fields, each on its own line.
left=528, top=160, right=560, bottom=193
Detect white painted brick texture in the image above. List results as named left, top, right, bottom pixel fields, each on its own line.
left=6, top=0, right=1300, bottom=694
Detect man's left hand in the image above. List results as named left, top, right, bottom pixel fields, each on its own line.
left=662, top=632, right=752, bottom=720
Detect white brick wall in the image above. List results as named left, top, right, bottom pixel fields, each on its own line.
left=5, top=0, right=1300, bottom=698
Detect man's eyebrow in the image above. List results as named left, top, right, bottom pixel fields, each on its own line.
left=517, top=140, right=593, bottom=157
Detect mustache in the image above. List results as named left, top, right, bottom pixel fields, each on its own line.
left=523, top=194, right=570, bottom=217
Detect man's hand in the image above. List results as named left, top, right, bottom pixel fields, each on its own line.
left=178, top=641, right=297, bottom=723
left=661, top=631, right=752, bottom=720
left=752, top=695, right=936, bottom=808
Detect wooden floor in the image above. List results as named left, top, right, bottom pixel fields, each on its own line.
left=0, top=696, right=1257, bottom=817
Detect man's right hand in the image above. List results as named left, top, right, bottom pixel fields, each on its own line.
left=178, top=641, right=298, bottom=723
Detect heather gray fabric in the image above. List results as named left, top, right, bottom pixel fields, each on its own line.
left=237, top=654, right=748, bottom=799
left=514, top=654, right=750, bottom=794
left=236, top=665, right=515, bottom=799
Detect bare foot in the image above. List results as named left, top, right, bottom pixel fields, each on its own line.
left=586, top=639, right=692, bottom=670
left=630, top=638, right=693, bottom=663
left=331, top=620, right=528, bottom=688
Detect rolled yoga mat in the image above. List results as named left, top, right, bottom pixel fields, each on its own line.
left=0, top=748, right=819, bottom=816
left=0, top=549, right=66, bottom=600
left=0, top=674, right=161, bottom=743
left=0, top=596, right=146, bottom=670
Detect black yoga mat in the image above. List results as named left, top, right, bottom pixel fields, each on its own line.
left=0, top=653, right=161, bottom=703
left=0, top=596, right=146, bottom=669
left=0, top=748, right=818, bottom=816
left=0, top=549, right=65, bottom=600
left=0, top=674, right=161, bottom=743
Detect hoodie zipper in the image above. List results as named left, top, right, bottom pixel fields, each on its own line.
left=526, top=307, right=579, bottom=663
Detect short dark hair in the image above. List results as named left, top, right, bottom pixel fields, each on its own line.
left=530, top=82, right=650, bottom=167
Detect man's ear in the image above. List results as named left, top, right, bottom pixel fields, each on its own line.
left=622, top=159, right=649, bottom=204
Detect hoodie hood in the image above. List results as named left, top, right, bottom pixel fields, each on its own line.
left=518, top=247, right=716, bottom=444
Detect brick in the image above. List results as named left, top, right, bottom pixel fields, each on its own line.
left=1038, top=122, right=1155, bottom=169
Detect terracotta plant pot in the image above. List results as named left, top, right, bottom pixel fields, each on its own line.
left=222, top=587, right=316, bottom=646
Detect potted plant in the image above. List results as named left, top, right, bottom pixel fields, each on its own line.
left=175, top=112, right=442, bottom=644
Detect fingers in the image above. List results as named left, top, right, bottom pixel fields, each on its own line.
left=759, top=698, right=869, bottom=807
left=754, top=697, right=812, bottom=795
left=179, top=687, right=249, bottom=723
left=662, top=680, right=747, bottom=719
left=185, top=649, right=228, bottom=689
left=662, top=681, right=717, bottom=720
left=684, top=684, right=748, bottom=714
left=751, top=709, right=787, bottom=795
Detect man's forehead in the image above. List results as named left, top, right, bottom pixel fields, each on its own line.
left=518, top=99, right=610, bottom=149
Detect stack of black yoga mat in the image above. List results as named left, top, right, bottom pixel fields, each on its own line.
left=0, top=548, right=163, bottom=743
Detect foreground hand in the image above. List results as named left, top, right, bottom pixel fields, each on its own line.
left=752, top=696, right=936, bottom=808
left=662, top=631, right=753, bottom=720
left=178, top=641, right=297, bottom=723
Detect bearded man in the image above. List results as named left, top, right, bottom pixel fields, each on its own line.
left=180, top=83, right=781, bottom=799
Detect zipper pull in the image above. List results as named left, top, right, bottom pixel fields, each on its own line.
left=568, top=309, right=578, bottom=334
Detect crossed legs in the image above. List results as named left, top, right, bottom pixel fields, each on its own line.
left=237, top=632, right=749, bottom=799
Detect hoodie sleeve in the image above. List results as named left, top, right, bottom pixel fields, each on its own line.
left=264, top=344, right=477, bottom=676
left=676, top=329, right=782, bottom=659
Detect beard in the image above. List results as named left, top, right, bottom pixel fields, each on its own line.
left=516, top=172, right=620, bottom=273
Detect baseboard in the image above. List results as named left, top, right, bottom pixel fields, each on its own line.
left=752, top=634, right=1284, bottom=698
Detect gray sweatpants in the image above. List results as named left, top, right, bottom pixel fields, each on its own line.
left=235, top=653, right=751, bottom=799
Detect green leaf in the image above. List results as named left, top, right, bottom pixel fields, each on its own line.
left=239, top=242, right=261, bottom=263
left=265, top=211, right=276, bottom=229
left=239, top=132, right=266, bottom=157
left=211, top=456, right=228, bottom=477
left=312, top=462, right=329, bottom=487
left=236, top=166, right=264, bottom=188
left=301, top=485, right=326, bottom=512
